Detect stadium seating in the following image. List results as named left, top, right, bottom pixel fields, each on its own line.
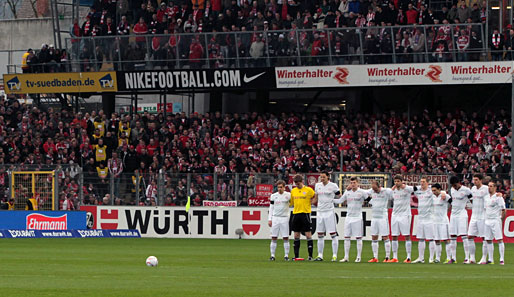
left=0, top=95, right=510, bottom=208
left=18, top=1, right=509, bottom=73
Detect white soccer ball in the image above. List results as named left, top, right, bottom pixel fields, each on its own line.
left=146, top=256, right=158, bottom=267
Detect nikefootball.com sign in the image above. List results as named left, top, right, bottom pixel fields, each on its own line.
left=275, top=62, right=514, bottom=88
left=117, top=69, right=274, bottom=91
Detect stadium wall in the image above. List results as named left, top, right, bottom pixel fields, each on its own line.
left=0, top=18, right=67, bottom=51
left=81, top=206, right=514, bottom=243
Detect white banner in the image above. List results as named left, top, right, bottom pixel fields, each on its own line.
left=81, top=206, right=514, bottom=241
left=275, top=62, right=514, bottom=88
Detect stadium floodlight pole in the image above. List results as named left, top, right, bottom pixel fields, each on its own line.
left=340, top=149, right=343, bottom=172
left=374, top=120, right=378, bottom=148
left=511, top=72, right=514, bottom=203
left=485, top=0, right=489, bottom=50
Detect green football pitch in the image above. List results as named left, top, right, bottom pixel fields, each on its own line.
left=0, top=238, right=512, bottom=297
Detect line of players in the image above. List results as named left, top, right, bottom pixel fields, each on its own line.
left=268, top=173, right=506, bottom=265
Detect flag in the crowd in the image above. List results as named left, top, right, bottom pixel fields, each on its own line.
left=186, top=196, right=191, bottom=213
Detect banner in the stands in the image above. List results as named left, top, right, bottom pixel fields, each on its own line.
left=275, top=62, right=514, bottom=88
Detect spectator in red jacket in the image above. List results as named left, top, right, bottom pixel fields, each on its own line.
left=189, top=36, right=204, bottom=68
left=406, top=4, right=418, bottom=24
left=133, top=17, right=149, bottom=49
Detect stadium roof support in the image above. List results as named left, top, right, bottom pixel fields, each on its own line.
left=302, top=91, right=322, bottom=113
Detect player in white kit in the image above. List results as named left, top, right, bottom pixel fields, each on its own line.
left=314, top=172, right=343, bottom=262
left=268, top=180, right=292, bottom=261
left=449, top=176, right=473, bottom=263
left=389, top=175, right=415, bottom=263
left=339, top=177, right=369, bottom=263
left=412, top=178, right=436, bottom=264
left=482, top=181, right=506, bottom=265
left=431, top=183, right=452, bottom=263
left=363, top=181, right=393, bottom=263
left=467, top=174, right=489, bottom=264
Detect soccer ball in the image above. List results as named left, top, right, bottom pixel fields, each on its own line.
left=146, top=256, right=158, bottom=267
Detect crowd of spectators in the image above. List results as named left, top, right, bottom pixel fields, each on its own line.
left=0, top=95, right=511, bottom=208
left=20, top=44, right=70, bottom=73
left=60, top=0, right=505, bottom=70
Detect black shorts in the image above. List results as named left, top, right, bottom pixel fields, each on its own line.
left=291, top=213, right=312, bottom=233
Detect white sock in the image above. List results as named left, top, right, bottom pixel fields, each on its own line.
left=356, top=239, right=363, bottom=259
left=429, top=241, right=435, bottom=261
left=451, top=238, right=457, bottom=260
left=480, top=241, right=487, bottom=262
left=445, top=242, right=452, bottom=260
left=317, top=235, right=325, bottom=258
left=436, top=243, right=441, bottom=261
left=284, top=240, right=290, bottom=257
left=418, top=240, right=425, bottom=260
left=392, top=240, right=398, bottom=259
left=468, top=238, right=476, bottom=262
left=487, top=242, right=494, bottom=262
left=270, top=240, right=277, bottom=257
left=406, top=240, right=412, bottom=259
left=499, top=242, right=505, bottom=262
left=384, top=239, right=391, bottom=259
left=462, top=236, right=469, bottom=260
left=344, top=238, right=351, bottom=259
left=331, top=234, right=339, bottom=258
left=372, top=240, right=379, bottom=259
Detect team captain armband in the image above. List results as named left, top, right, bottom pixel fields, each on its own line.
left=335, top=191, right=341, bottom=195
left=413, top=186, right=418, bottom=192
left=468, top=194, right=472, bottom=198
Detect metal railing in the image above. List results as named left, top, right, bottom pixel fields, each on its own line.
left=6, top=23, right=495, bottom=74
left=1, top=165, right=512, bottom=209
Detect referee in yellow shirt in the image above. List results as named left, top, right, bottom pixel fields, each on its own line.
left=290, top=174, right=317, bottom=261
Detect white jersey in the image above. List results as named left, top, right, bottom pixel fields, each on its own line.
left=268, top=191, right=291, bottom=219
left=315, top=181, right=341, bottom=212
left=392, top=185, right=414, bottom=217
left=432, top=193, right=450, bottom=224
left=341, top=188, right=368, bottom=219
left=484, top=193, right=506, bottom=221
left=470, top=185, right=488, bottom=221
left=415, top=187, right=434, bottom=222
left=450, top=186, right=472, bottom=218
left=364, top=188, right=392, bottom=219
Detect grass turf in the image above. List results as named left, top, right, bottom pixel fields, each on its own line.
left=0, top=238, right=512, bottom=297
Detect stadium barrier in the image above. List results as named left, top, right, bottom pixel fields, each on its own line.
left=56, top=23, right=489, bottom=73
left=2, top=165, right=511, bottom=209
left=0, top=229, right=141, bottom=238
left=7, top=61, right=514, bottom=94
left=80, top=206, right=514, bottom=243
left=0, top=211, right=86, bottom=229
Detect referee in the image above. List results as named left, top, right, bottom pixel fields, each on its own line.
left=290, top=174, right=317, bottom=261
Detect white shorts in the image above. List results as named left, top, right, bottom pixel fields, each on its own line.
left=316, top=211, right=337, bottom=234
left=433, top=223, right=450, bottom=241
left=370, top=218, right=389, bottom=237
left=468, top=219, right=485, bottom=237
left=449, top=216, right=468, bottom=236
left=344, top=218, right=363, bottom=238
left=484, top=219, right=503, bottom=241
left=271, top=216, right=289, bottom=238
left=416, top=220, right=434, bottom=240
left=391, top=215, right=411, bottom=236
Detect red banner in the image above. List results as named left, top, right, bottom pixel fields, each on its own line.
left=202, top=201, right=237, bottom=207
left=255, top=184, right=273, bottom=198
left=248, top=197, right=270, bottom=207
